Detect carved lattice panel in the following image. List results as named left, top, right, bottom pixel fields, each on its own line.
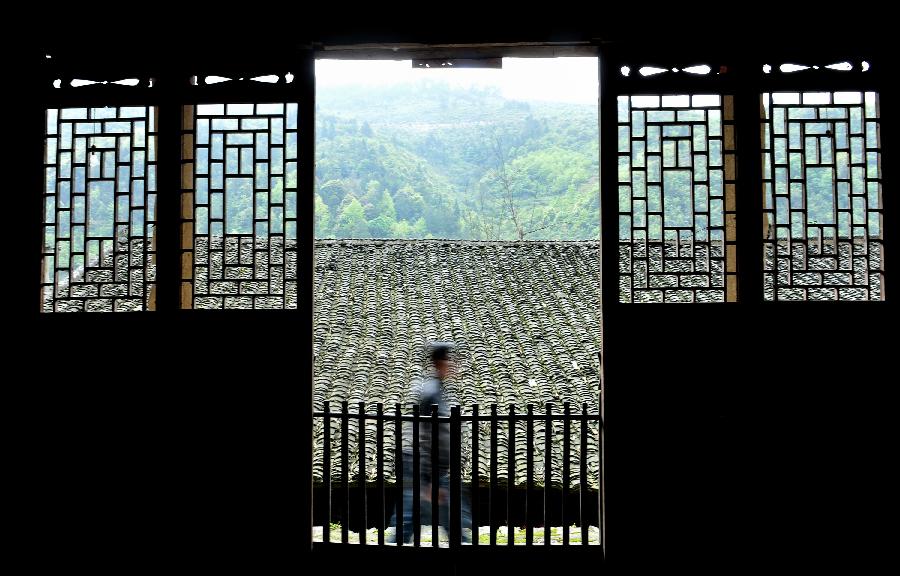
left=41, top=106, right=158, bottom=312
left=762, top=92, right=883, bottom=300
left=617, top=95, right=737, bottom=303
left=182, top=103, right=299, bottom=309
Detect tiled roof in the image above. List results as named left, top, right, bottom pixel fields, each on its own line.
left=313, top=239, right=602, bottom=488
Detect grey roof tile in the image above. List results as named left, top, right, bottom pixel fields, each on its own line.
left=313, top=239, right=602, bottom=489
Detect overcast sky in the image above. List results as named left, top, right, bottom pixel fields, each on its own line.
left=315, top=57, right=599, bottom=104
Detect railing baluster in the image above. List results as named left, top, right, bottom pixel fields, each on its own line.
left=308, top=400, right=602, bottom=548
left=376, top=403, right=384, bottom=546
left=450, top=405, right=461, bottom=549
left=359, top=401, right=367, bottom=545
left=490, top=404, right=498, bottom=546
left=563, top=402, right=570, bottom=546
left=431, top=403, right=439, bottom=548
left=341, top=400, right=349, bottom=544
left=508, top=404, right=515, bottom=546
left=581, top=403, right=589, bottom=546
left=471, top=405, right=479, bottom=547
left=323, top=401, right=331, bottom=544
left=394, top=403, right=403, bottom=547
left=526, top=403, right=534, bottom=546
left=412, top=404, right=421, bottom=547
left=545, top=402, right=552, bottom=546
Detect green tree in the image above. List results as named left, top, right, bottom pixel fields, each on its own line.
left=319, top=179, right=347, bottom=210
left=315, top=193, right=332, bottom=237
left=334, top=197, right=370, bottom=238
left=393, top=185, right=425, bottom=222
left=423, top=195, right=460, bottom=237
left=365, top=180, right=381, bottom=197
left=368, top=214, right=396, bottom=237
left=375, top=188, right=397, bottom=221
left=392, top=217, right=428, bottom=238
left=361, top=180, right=383, bottom=220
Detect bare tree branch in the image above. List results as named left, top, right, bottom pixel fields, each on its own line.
left=524, top=223, right=552, bottom=236
left=491, top=131, right=549, bottom=241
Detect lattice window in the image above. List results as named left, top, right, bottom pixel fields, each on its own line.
left=42, top=106, right=157, bottom=312
left=617, top=95, right=737, bottom=303
left=181, top=103, right=299, bottom=309
left=762, top=92, right=883, bottom=301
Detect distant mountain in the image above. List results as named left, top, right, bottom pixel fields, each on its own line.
left=315, top=80, right=600, bottom=240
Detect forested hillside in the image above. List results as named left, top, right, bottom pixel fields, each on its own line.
left=314, top=80, right=600, bottom=240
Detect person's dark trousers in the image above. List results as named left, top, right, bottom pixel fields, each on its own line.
left=388, top=453, right=472, bottom=543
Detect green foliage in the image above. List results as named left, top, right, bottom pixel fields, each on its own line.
left=319, top=179, right=347, bottom=211
left=392, top=217, right=428, bottom=238
left=225, top=178, right=253, bottom=234
left=315, top=80, right=601, bottom=240
left=368, top=214, right=396, bottom=238
left=334, top=197, right=370, bottom=238
left=374, top=188, right=396, bottom=221
left=393, top=184, right=426, bottom=222
left=314, top=193, right=331, bottom=237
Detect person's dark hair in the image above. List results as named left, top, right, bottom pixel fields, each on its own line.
left=429, top=341, right=453, bottom=364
